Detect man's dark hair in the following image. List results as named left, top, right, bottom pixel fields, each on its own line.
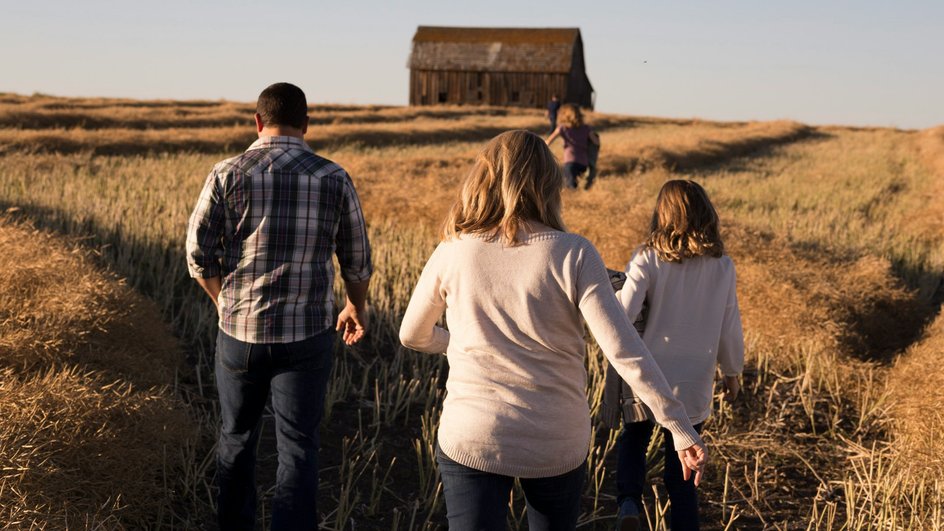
left=256, top=82, right=308, bottom=129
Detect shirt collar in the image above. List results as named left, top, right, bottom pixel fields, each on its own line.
left=246, top=135, right=314, bottom=153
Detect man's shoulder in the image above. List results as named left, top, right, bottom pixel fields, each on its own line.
left=210, top=149, right=348, bottom=180
left=304, top=153, right=349, bottom=181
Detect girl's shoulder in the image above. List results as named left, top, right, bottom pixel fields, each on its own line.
left=683, top=253, right=737, bottom=277
left=628, top=246, right=658, bottom=266
left=638, top=247, right=735, bottom=271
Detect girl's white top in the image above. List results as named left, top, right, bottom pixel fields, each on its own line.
left=619, top=247, right=745, bottom=424
left=399, top=232, right=702, bottom=478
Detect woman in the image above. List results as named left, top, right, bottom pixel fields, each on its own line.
left=399, top=130, right=706, bottom=531
left=546, top=103, right=600, bottom=190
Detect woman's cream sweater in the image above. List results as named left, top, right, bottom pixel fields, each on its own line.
left=399, top=232, right=702, bottom=478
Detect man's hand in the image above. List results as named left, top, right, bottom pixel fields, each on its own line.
left=677, top=442, right=708, bottom=487
left=195, top=276, right=222, bottom=311
left=336, top=301, right=368, bottom=345
left=723, top=375, right=741, bottom=403
left=338, top=279, right=370, bottom=346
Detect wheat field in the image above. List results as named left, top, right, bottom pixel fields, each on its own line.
left=0, top=93, right=941, bottom=530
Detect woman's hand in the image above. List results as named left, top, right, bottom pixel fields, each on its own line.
left=677, top=443, right=708, bottom=486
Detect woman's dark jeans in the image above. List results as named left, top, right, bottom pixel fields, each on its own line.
left=563, top=162, right=588, bottom=189
left=436, top=445, right=585, bottom=530
left=215, top=329, right=335, bottom=531
left=617, top=421, right=704, bottom=531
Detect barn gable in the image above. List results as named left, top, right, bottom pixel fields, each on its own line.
left=410, top=27, right=579, bottom=73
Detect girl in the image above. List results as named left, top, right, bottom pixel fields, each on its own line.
left=609, top=180, right=744, bottom=531
left=399, top=131, right=706, bottom=531
left=546, top=103, right=600, bottom=190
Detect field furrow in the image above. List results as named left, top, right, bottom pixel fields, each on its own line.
left=0, top=96, right=941, bottom=529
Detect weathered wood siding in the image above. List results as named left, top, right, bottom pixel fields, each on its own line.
left=411, top=70, right=571, bottom=108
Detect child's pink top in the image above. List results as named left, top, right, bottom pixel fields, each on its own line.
left=560, top=125, right=591, bottom=166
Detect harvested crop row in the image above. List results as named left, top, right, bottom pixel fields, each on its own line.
left=0, top=218, right=200, bottom=528
left=596, top=120, right=811, bottom=174
left=0, top=117, right=537, bottom=155
left=0, top=100, right=541, bottom=130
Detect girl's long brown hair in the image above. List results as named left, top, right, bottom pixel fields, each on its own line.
left=443, top=130, right=566, bottom=244
left=646, top=180, right=724, bottom=262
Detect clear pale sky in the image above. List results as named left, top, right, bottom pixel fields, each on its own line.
left=2, top=0, right=941, bottom=129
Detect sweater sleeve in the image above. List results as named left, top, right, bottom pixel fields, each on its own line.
left=717, top=263, right=745, bottom=377
left=399, top=244, right=450, bottom=354
left=575, top=242, right=702, bottom=450
left=619, top=249, right=650, bottom=322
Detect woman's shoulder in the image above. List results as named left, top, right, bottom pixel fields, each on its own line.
left=541, top=231, right=594, bottom=248
left=547, top=233, right=607, bottom=266
left=523, top=231, right=596, bottom=255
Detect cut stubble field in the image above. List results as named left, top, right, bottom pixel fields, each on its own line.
left=0, top=94, right=941, bottom=530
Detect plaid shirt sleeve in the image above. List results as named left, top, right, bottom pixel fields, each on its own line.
left=186, top=169, right=226, bottom=279
left=335, top=171, right=373, bottom=283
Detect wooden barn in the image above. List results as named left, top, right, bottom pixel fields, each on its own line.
left=408, top=26, right=594, bottom=109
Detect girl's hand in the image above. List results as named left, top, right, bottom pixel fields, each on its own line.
left=723, top=375, right=741, bottom=402
left=678, top=443, right=708, bottom=486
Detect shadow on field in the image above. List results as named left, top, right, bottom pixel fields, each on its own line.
left=694, top=129, right=832, bottom=174
left=600, top=126, right=822, bottom=177
left=788, top=238, right=941, bottom=365
left=1, top=106, right=522, bottom=130
left=1, top=114, right=648, bottom=157
left=0, top=200, right=450, bottom=528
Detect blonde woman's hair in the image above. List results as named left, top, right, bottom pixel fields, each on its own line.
left=557, top=103, right=584, bottom=129
left=646, top=180, right=724, bottom=262
left=443, top=130, right=566, bottom=245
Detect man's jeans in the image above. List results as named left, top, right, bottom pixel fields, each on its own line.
left=215, top=329, right=335, bottom=531
left=617, top=420, right=704, bottom=531
left=436, top=444, right=585, bottom=530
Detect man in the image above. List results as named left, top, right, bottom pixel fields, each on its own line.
left=186, top=82, right=372, bottom=530
left=546, top=94, right=561, bottom=135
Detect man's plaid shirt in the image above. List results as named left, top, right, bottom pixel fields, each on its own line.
left=186, top=136, right=372, bottom=344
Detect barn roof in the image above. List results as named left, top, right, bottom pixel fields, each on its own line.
left=409, top=26, right=581, bottom=74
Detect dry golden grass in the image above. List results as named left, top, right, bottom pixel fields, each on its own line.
left=1, top=94, right=942, bottom=529
left=0, top=217, right=200, bottom=529
left=0, top=115, right=564, bottom=155
left=922, top=125, right=944, bottom=175
left=867, top=124, right=944, bottom=524
left=340, top=120, right=811, bottom=237
left=899, top=126, right=944, bottom=254
left=593, top=120, right=810, bottom=174
left=0, top=95, right=547, bottom=129
left=887, top=311, right=944, bottom=475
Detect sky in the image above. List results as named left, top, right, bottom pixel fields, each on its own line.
left=2, top=0, right=941, bottom=129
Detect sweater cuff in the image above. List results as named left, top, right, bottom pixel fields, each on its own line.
left=662, top=419, right=703, bottom=451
